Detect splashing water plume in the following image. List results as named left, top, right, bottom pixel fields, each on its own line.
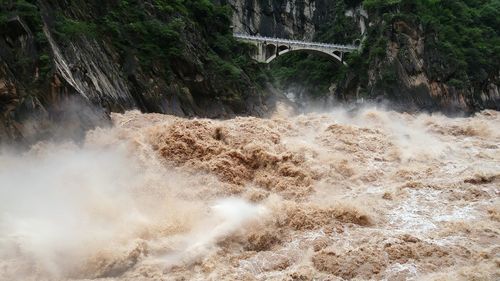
left=0, top=106, right=498, bottom=280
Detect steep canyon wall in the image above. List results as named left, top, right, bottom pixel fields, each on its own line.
left=229, top=0, right=499, bottom=113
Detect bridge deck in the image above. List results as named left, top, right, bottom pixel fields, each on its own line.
left=233, top=33, right=358, bottom=52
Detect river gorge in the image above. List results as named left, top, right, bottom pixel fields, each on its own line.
left=0, top=1, right=499, bottom=280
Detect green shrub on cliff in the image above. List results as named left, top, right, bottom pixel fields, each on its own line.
left=365, top=0, right=498, bottom=80
left=363, top=0, right=401, bottom=11
left=55, top=16, right=97, bottom=39
left=271, top=53, right=346, bottom=98
left=94, top=0, right=258, bottom=89
left=416, top=0, right=499, bottom=88
left=0, top=0, right=52, bottom=81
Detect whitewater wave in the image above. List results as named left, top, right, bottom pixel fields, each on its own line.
left=0, top=106, right=498, bottom=280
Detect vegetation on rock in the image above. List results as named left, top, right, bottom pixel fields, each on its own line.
left=358, top=0, right=499, bottom=99
left=269, top=0, right=499, bottom=110
left=269, top=0, right=357, bottom=98
left=0, top=0, right=267, bottom=105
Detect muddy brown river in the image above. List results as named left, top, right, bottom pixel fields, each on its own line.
left=0, top=106, right=498, bottom=280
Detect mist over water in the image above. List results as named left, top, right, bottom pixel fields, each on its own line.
left=0, top=105, right=498, bottom=280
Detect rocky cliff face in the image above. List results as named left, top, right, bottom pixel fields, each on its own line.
left=229, top=0, right=500, bottom=113
left=229, top=0, right=364, bottom=41
left=0, top=0, right=273, bottom=144
left=0, top=11, right=110, bottom=144
left=346, top=14, right=500, bottom=113
left=230, top=0, right=316, bottom=39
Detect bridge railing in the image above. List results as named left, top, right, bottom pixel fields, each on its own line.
left=233, top=33, right=358, bottom=51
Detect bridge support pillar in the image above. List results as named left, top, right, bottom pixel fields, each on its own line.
left=256, top=42, right=267, bottom=63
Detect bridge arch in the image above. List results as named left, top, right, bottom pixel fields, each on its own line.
left=265, top=47, right=346, bottom=65
left=233, top=34, right=358, bottom=65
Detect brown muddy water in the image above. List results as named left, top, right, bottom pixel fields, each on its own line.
left=0, top=106, right=499, bottom=281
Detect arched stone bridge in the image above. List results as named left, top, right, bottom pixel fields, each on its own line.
left=233, top=33, right=359, bottom=64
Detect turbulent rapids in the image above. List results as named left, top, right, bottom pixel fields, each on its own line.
left=0, top=106, right=499, bottom=280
